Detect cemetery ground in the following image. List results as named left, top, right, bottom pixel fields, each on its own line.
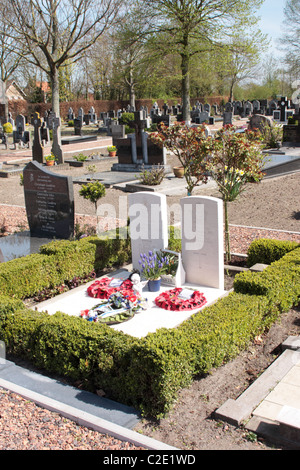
left=0, top=142, right=299, bottom=450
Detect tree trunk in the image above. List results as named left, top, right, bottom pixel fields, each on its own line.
left=51, top=67, right=60, bottom=117
left=128, top=66, right=136, bottom=111
left=181, top=48, right=191, bottom=123
left=224, top=199, right=231, bottom=263
left=229, top=81, right=235, bottom=102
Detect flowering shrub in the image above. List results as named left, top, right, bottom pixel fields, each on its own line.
left=2, top=122, right=13, bottom=134
left=204, top=125, right=265, bottom=262
left=148, top=122, right=210, bottom=195
left=137, top=164, right=165, bottom=186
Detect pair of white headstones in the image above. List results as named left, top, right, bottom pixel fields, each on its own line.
left=128, top=191, right=224, bottom=291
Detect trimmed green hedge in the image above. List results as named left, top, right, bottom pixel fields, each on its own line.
left=247, top=238, right=299, bottom=267
left=0, top=237, right=299, bottom=418
left=0, top=290, right=278, bottom=418
left=0, top=231, right=131, bottom=299
left=234, top=247, right=300, bottom=313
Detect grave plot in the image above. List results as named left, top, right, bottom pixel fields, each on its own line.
left=34, top=192, right=227, bottom=338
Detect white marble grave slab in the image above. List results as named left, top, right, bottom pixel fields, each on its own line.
left=34, top=270, right=227, bottom=338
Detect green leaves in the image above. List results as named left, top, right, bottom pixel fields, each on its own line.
left=79, top=181, right=106, bottom=208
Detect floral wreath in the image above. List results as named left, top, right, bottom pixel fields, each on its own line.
left=80, top=291, right=147, bottom=325
left=87, top=277, right=133, bottom=299
left=155, top=288, right=207, bottom=311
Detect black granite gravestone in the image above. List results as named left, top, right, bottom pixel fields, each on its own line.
left=23, top=161, right=74, bottom=239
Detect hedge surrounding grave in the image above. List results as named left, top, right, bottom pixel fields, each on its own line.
left=0, top=229, right=131, bottom=299
left=0, top=239, right=299, bottom=418
left=234, top=246, right=300, bottom=313
left=246, top=238, right=299, bottom=267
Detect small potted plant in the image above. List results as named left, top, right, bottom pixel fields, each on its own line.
left=107, top=145, right=117, bottom=157
left=45, top=153, right=57, bottom=166
left=160, top=251, right=179, bottom=286
left=139, top=250, right=169, bottom=292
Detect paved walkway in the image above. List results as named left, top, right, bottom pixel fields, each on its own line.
left=215, top=336, right=300, bottom=449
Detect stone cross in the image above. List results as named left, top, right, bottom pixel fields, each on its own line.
left=279, top=96, right=290, bottom=122
left=31, top=112, right=44, bottom=164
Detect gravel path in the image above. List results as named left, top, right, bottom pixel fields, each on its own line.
left=0, top=149, right=299, bottom=451
left=0, top=387, right=145, bottom=451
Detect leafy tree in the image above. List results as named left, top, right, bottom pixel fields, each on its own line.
left=280, top=0, right=300, bottom=79
left=205, top=126, right=265, bottom=262
left=79, top=181, right=106, bottom=229
left=0, top=19, right=27, bottom=120
left=1, top=0, right=122, bottom=117
left=149, top=122, right=210, bottom=195
left=213, top=34, right=268, bottom=102
left=139, top=0, right=265, bottom=121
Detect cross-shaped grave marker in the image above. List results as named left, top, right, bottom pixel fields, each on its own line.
left=279, top=96, right=290, bottom=122
left=31, top=112, right=44, bottom=163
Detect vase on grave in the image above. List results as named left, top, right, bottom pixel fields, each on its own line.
left=148, top=278, right=161, bottom=292
left=173, top=166, right=184, bottom=178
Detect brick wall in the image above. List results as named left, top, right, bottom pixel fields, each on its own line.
left=6, top=95, right=229, bottom=120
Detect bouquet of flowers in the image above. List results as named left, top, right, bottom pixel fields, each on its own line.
left=139, top=251, right=170, bottom=280
left=80, top=291, right=146, bottom=324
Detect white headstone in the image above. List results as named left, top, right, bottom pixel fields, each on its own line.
left=128, top=192, right=168, bottom=271
left=180, top=196, right=224, bottom=290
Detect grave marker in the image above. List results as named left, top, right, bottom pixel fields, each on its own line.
left=31, top=112, right=44, bottom=163
left=23, top=161, right=74, bottom=239
left=13, top=114, right=31, bottom=149
left=180, top=196, right=224, bottom=290
left=128, top=191, right=168, bottom=271
left=50, top=114, right=63, bottom=164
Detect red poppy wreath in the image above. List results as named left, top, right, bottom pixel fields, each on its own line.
left=155, top=288, right=207, bottom=311
left=87, top=277, right=133, bottom=300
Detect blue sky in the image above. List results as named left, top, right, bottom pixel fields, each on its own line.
left=257, top=0, right=286, bottom=57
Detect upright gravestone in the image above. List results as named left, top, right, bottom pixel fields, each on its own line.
left=223, top=111, right=233, bottom=126
left=112, top=111, right=166, bottom=170
left=74, top=118, right=82, bottom=136
left=68, top=107, right=74, bottom=121
left=13, top=114, right=31, bottom=149
left=31, top=112, right=44, bottom=163
left=40, top=122, right=50, bottom=146
left=49, top=113, right=63, bottom=164
left=23, top=161, right=74, bottom=239
left=279, top=96, right=290, bottom=122
left=180, top=196, right=224, bottom=290
left=128, top=191, right=168, bottom=271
